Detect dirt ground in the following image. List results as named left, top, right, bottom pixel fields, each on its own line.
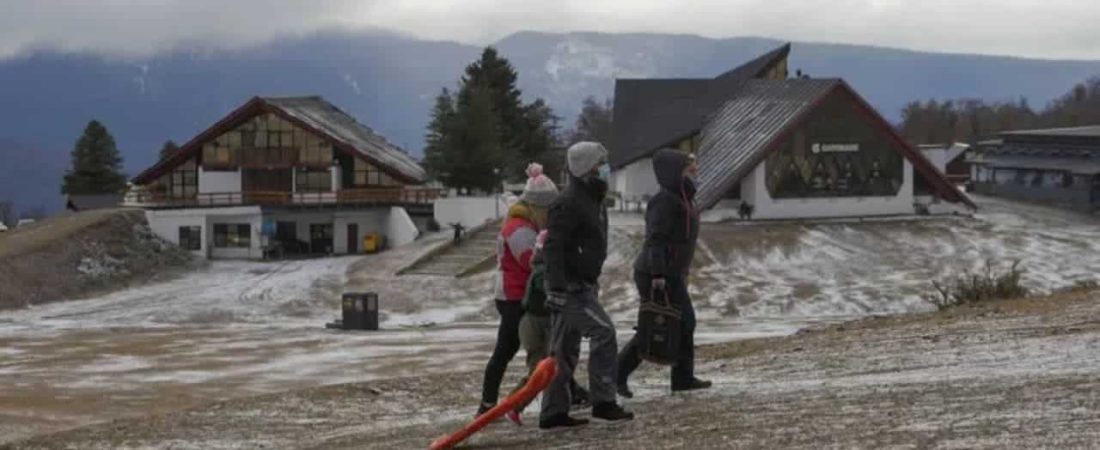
left=8, top=288, right=1100, bottom=450
left=0, top=208, right=194, bottom=309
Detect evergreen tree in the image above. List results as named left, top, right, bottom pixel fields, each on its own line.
left=62, top=120, right=127, bottom=195
left=567, top=96, right=613, bottom=145
left=423, top=47, right=560, bottom=191
left=159, top=140, right=180, bottom=161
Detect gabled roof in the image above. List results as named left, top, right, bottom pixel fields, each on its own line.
left=609, top=44, right=791, bottom=169
left=133, top=96, right=425, bottom=185
left=1001, top=125, right=1100, bottom=138
left=694, top=78, right=975, bottom=210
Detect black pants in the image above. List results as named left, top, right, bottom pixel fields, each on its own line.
left=617, top=271, right=697, bottom=388
left=481, top=300, right=523, bottom=405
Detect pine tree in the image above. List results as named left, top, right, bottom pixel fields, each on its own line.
left=424, top=47, right=560, bottom=191
left=159, top=140, right=180, bottom=161
left=62, top=120, right=127, bottom=195
left=567, top=96, right=613, bottom=145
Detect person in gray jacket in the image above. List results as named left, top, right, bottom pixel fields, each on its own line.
left=617, top=148, right=712, bottom=397
left=539, top=141, right=634, bottom=430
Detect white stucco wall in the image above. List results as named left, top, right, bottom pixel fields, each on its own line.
left=735, top=159, right=917, bottom=220
left=386, top=207, right=420, bottom=248
left=333, top=210, right=388, bottom=254
left=146, top=206, right=262, bottom=259
left=434, top=196, right=508, bottom=229
left=613, top=158, right=660, bottom=201
left=198, top=167, right=242, bottom=194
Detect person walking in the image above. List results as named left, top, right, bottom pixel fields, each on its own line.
left=617, top=148, right=712, bottom=398
left=503, top=230, right=590, bottom=425
left=540, top=141, right=633, bottom=430
left=476, top=163, right=558, bottom=416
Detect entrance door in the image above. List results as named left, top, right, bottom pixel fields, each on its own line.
left=275, top=221, right=298, bottom=253
left=310, top=224, right=334, bottom=254
left=347, top=223, right=359, bottom=254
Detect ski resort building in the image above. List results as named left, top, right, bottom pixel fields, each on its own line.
left=609, top=43, right=974, bottom=219
left=127, top=96, right=436, bottom=259
left=969, top=125, right=1100, bottom=212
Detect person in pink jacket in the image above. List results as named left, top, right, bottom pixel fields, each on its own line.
left=477, top=163, right=559, bottom=416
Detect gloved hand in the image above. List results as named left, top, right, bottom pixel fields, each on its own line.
left=651, top=276, right=667, bottom=291
left=546, top=290, right=568, bottom=311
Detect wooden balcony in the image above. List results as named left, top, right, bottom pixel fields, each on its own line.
left=123, top=188, right=442, bottom=209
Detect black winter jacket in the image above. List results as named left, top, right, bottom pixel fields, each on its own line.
left=543, top=176, right=609, bottom=293
left=633, top=149, right=700, bottom=278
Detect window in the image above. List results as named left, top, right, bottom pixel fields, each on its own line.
left=1063, top=172, right=1075, bottom=188
left=214, top=224, right=251, bottom=248
left=178, top=226, right=201, bottom=251
left=169, top=160, right=198, bottom=198
left=299, top=144, right=333, bottom=166
left=296, top=169, right=332, bottom=192
left=353, top=158, right=396, bottom=186
left=202, top=144, right=236, bottom=167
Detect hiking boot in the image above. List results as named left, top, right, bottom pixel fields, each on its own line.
left=539, top=414, right=589, bottom=430
left=617, top=383, right=634, bottom=399
left=592, top=402, right=634, bottom=422
left=571, top=386, right=591, bottom=409
left=672, top=378, right=713, bottom=392
left=475, top=402, right=494, bottom=417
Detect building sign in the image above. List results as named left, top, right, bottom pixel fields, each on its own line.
left=812, top=143, right=860, bottom=154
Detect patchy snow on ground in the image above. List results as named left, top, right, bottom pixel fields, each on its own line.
left=3, top=195, right=1100, bottom=444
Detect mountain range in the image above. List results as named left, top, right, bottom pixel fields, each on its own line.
left=3, top=29, right=1100, bottom=214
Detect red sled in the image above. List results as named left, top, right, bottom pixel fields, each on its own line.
left=429, top=357, right=557, bottom=450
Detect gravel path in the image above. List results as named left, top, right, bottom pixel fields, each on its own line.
left=8, top=289, right=1100, bottom=450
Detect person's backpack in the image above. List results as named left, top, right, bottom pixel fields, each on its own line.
left=637, top=285, right=682, bottom=365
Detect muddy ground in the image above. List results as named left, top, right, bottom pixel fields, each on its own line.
left=8, top=288, right=1100, bottom=450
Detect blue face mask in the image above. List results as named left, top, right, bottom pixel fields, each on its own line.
left=597, top=163, right=611, bottom=181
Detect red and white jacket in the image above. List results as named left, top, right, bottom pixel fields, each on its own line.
left=495, top=204, right=540, bottom=301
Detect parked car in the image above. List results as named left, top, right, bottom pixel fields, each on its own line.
left=16, top=218, right=35, bottom=228
left=0, top=222, right=8, bottom=232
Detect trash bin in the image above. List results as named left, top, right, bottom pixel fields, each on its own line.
left=363, top=233, right=381, bottom=254
left=342, top=292, right=379, bottom=330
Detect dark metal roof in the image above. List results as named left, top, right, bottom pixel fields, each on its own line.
left=694, top=79, right=974, bottom=210
left=609, top=43, right=791, bottom=169
left=1001, top=125, right=1100, bottom=138
left=65, top=194, right=123, bottom=211
left=695, top=78, right=840, bottom=209
left=133, top=96, right=425, bottom=185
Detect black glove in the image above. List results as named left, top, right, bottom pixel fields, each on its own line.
left=546, top=290, right=568, bottom=311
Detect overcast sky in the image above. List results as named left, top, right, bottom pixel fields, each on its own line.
left=1, top=0, right=1098, bottom=60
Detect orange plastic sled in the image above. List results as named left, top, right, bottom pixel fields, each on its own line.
left=429, top=357, right=558, bottom=450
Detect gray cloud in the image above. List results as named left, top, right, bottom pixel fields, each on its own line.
left=1, top=0, right=1098, bottom=60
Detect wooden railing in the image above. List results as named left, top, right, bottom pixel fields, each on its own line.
left=124, top=188, right=442, bottom=208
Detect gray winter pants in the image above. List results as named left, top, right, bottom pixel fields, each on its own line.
left=540, top=284, right=618, bottom=420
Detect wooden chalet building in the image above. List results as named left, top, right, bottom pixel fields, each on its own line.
left=610, top=44, right=974, bottom=219
left=128, top=96, right=436, bottom=259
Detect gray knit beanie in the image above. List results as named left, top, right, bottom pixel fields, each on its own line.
left=519, top=163, right=558, bottom=207
left=566, top=141, right=609, bottom=178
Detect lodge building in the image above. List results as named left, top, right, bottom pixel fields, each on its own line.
left=127, top=96, right=436, bottom=259
left=610, top=44, right=974, bottom=219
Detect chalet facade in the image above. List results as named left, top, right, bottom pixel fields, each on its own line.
left=969, top=126, right=1100, bottom=212
left=610, top=44, right=974, bottom=219
left=128, top=96, right=436, bottom=259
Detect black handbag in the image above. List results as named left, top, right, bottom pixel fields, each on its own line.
left=636, top=284, right=682, bottom=365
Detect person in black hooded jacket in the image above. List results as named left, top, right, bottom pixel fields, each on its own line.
left=616, top=148, right=712, bottom=397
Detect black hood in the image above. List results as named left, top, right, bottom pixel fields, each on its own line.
left=652, top=148, right=691, bottom=192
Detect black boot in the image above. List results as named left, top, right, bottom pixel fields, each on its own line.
left=592, top=402, right=634, bottom=422
left=672, top=378, right=712, bottom=392
left=571, top=384, right=591, bottom=409
left=475, top=402, right=494, bottom=417
left=617, top=383, right=634, bottom=399
left=539, top=414, right=589, bottom=430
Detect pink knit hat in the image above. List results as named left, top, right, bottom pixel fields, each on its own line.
left=520, top=163, right=558, bottom=207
